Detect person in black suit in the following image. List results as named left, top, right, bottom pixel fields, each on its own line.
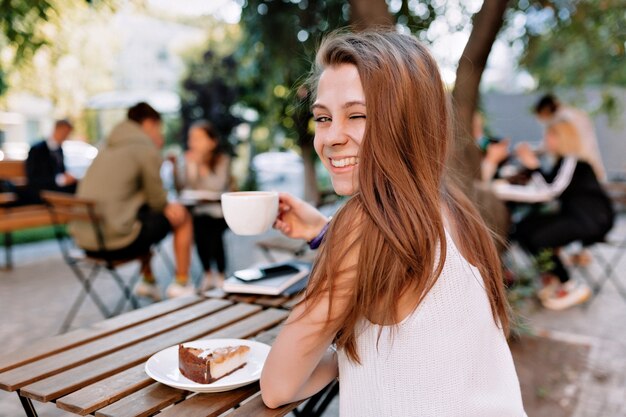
left=24, top=119, right=77, bottom=203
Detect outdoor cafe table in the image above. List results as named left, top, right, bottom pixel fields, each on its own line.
left=0, top=291, right=335, bottom=417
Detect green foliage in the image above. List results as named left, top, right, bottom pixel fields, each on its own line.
left=515, top=0, right=626, bottom=87
left=0, top=0, right=55, bottom=62
left=0, top=0, right=56, bottom=95
left=235, top=0, right=349, bottom=150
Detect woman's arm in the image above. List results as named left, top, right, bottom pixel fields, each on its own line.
left=261, top=215, right=358, bottom=408
left=260, top=296, right=340, bottom=408
left=492, top=156, right=577, bottom=203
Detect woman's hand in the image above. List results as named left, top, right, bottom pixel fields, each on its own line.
left=484, top=139, right=510, bottom=165
left=184, top=150, right=202, bottom=164
left=515, top=142, right=540, bottom=170
left=274, top=193, right=329, bottom=241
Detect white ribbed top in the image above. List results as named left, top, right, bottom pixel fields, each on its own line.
left=338, top=231, right=526, bottom=417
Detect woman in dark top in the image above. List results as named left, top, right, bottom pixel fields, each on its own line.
left=493, top=120, right=614, bottom=310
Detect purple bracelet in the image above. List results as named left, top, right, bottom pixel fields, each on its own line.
left=308, top=222, right=330, bottom=250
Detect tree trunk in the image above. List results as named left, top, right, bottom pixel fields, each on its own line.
left=349, top=0, right=394, bottom=31
left=294, top=87, right=320, bottom=205
left=451, top=0, right=511, bottom=247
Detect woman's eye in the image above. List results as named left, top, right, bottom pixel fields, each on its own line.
left=314, top=116, right=331, bottom=123
left=349, top=114, right=366, bottom=120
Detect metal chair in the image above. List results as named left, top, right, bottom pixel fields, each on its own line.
left=569, top=234, right=626, bottom=304
left=41, top=191, right=143, bottom=333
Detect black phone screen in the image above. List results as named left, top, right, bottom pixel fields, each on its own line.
left=233, top=264, right=300, bottom=282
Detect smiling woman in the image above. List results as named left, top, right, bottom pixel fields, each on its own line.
left=261, top=30, right=526, bottom=417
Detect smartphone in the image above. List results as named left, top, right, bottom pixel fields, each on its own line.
left=233, top=264, right=301, bottom=282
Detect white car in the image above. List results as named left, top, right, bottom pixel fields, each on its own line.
left=252, top=151, right=305, bottom=198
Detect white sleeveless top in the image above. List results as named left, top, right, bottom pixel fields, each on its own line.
left=337, top=231, right=526, bottom=417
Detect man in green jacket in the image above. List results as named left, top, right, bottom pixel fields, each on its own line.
left=75, top=102, right=193, bottom=299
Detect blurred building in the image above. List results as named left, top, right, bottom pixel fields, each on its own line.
left=0, top=7, right=205, bottom=158
left=85, top=10, right=204, bottom=142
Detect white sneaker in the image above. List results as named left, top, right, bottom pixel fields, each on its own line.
left=201, top=272, right=225, bottom=292
left=134, top=281, right=161, bottom=301
left=542, top=281, right=592, bottom=311
left=537, top=274, right=560, bottom=301
left=166, top=282, right=196, bottom=298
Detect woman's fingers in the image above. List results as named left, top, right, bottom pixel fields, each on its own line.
left=273, top=219, right=292, bottom=236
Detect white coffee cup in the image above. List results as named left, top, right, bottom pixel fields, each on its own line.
left=221, top=191, right=279, bottom=235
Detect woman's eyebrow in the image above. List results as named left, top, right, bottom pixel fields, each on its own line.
left=311, top=101, right=366, bottom=111
left=311, top=103, right=328, bottom=111
left=343, top=100, right=366, bottom=109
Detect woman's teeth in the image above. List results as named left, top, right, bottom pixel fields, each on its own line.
left=330, top=157, right=358, bottom=168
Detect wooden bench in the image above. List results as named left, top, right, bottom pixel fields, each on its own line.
left=0, top=160, right=62, bottom=270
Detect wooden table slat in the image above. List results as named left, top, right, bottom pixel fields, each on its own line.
left=57, top=325, right=283, bottom=416
left=200, top=308, right=288, bottom=340
left=0, top=299, right=231, bottom=391
left=19, top=303, right=262, bottom=402
left=252, top=295, right=291, bottom=308
left=56, top=364, right=157, bottom=415
left=202, top=288, right=226, bottom=299
left=227, top=393, right=301, bottom=417
left=252, top=325, right=283, bottom=346
left=0, top=295, right=204, bottom=373
left=155, top=383, right=260, bottom=417
left=281, top=294, right=303, bottom=310
left=95, top=383, right=186, bottom=417
left=227, top=294, right=260, bottom=304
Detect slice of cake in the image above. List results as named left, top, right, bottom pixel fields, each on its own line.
left=178, top=344, right=250, bottom=384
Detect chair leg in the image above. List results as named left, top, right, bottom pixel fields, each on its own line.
left=155, top=243, right=176, bottom=275
left=593, top=250, right=626, bottom=301
left=59, top=285, right=90, bottom=334
left=4, top=232, right=13, bottom=270
left=107, top=265, right=140, bottom=316
left=293, top=380, right=339, bottom=417
left=60, top=263, right=111, bottom=334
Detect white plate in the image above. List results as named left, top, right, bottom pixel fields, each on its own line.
left=145, top=338, right=271, bottom=393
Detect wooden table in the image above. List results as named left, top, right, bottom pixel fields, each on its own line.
left=0, top=293, right=336, bottom=417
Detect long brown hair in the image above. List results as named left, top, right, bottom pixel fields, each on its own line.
left=305, top=31, right=510, bottom=363
left=190, top=120, right=225, bottom=173
left=547, top=120, right=584, bottom=158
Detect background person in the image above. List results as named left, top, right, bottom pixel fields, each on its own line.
left=261, top=31, right=525, bottom=416
left=534, top=93, right=606, bottom=181
left=24, top=119, right=77, bottom=203
left=74, top=102, right=194, bottom=300
left=174, top=120, right=231, bottom=290
left=493, top=120, right=614, bottom=310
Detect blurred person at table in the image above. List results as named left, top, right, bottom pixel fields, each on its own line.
left=534, top=93, right=606, bottom=181
left=174, top=120, right=231, bottom=290
left=260, top=31, right=526, bottom=416
left=493, top=120, right=614, bottom=310
left=472, top=111, right=529, bottom=185
left=24, top=119, right=77, bottom=203
left=74, top=102, right=194, bottom=300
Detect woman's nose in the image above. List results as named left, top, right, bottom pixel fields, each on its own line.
left=325, top=120, right=349, bottom=147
